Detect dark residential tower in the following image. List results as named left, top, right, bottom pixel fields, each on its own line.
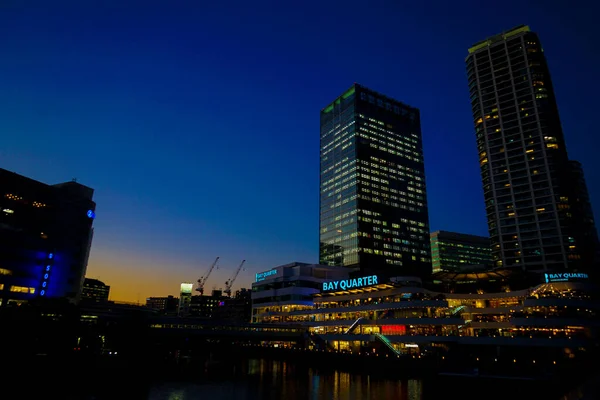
left=466, top=25, right=598, bottom=272
left=319, top=84, right=431, bottom=277
left=0, top=168, right=96, bottom=305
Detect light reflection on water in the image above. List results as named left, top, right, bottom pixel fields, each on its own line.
left=148, top=358, right=423, bottom=400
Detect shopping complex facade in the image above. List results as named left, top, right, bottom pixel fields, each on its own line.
left=251, top=262, right=598, bottom=362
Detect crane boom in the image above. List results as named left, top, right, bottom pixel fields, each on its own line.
left=224, top=259, right=246, bottom=297
left=196, top=256, right=219, bottom=295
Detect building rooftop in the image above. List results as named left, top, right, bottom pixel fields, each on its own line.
left=431, top=230, right=490, bottom=243
left=468, top=25, right=530, bottom=54
left=321, top=83, right=418, bottom=113
left=432, top=268, right=516, bottom=282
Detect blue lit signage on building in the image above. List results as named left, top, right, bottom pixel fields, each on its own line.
left=322, top=275, right=379, bottom=292
left=87, top=210, right=96, bottom=219
left=544, top=272, right=589, bottom=283
left=40, top=252, right=54, bottom=296
left=255, top=269, right=278, bottom=282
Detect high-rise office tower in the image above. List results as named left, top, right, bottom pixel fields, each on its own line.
left=466, top=25, right=598, bottom=272
left=430, top=231, right=492, bottom=273
left=319, top=84, right=431, bottom=277
left=0, top=168, right=96, bottom=305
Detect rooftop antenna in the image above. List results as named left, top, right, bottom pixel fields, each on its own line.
left=72, top=178, right=77, bottom=182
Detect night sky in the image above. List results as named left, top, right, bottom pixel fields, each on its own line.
left=1, top=1, right=598, bottom=302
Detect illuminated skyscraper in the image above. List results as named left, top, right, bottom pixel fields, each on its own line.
left=466, top=25, right=598, bottom=272
left=319, top=84, right=431, bottom=277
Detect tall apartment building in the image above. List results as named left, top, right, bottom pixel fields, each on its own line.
left=319, top=84, right=431, bottom=277
left=430, top=230, right=492, bottom=273
left=466, top=25, right=598, bottom=272
left=0, top=168, right=96, bottom=305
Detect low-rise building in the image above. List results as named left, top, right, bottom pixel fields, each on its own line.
left=252, top=264, right=597, bottom=363
left=81, top=278, right=110, bottom=302
left=251, top=262, right=350, bottom=323
left=189, top=291, right=224, bottom=318
left=146, top=295, right=178, bottom=315
left=212, top=288, right=252, bottom=322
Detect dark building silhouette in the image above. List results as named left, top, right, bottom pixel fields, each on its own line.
left=146, top=295, right=178, bottom=315
left=81, top=278, right=110, bottom=302
left=466, top=25, right=598, bottom=272
left=212, top=288, right=252, bottom=322
left=430, top=231, right=492, bottom=273
left=565, top=161, right=599, bottom=267
left=319, top=84, right=431, bottom=277
left=189, top=292, right=224, bottom=318
left=0, top=168, right=96, bottom=306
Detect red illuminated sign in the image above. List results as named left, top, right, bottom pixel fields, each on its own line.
left=381, top=325, right=406, bottom=335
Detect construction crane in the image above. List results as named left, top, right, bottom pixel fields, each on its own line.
left=224, top=259, right=246, bottom=297
left=196, top=257, right=219, bottom=295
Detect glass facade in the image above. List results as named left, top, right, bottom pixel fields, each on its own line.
left=466, top=26, right=598, bottom=272
left=430, top=231, right=492, bottom=273
left=319, top=84, right=431, bottom=277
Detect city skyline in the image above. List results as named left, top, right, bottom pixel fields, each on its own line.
left=1, top=1, right=599, bottom=301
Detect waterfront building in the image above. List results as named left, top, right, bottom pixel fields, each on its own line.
left=0, top=168, right=96, bottom=305
left=430, top=231, right=492, bottom=273
left=251, top=262, right=349, bottom=323
left=466, top=25, right=598, bottom=272
left=81, top=278, right=110, bottom=302
left=253, top=268, right=597, bottom=363
left=319, top=84, right=431, bottom=277
left=146, top=295, right=179, bottom=315
left=178, top=283, right=193, bottom=317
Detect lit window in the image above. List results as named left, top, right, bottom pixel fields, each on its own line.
left=10, top=286, right=35, bottom=294
left=0, top=268, right=12, bottom=275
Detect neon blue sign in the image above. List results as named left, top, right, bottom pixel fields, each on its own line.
left=40, top=252, right=54, bottom=297
left=545, top=272, right=588, bottom=283
left=322, top=275, right=379, bottom=292
left=255, top=269, right=278, bottom=282
left=87, top=210, right=96, bottom=219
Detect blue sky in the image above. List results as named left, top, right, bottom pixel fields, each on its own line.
left=1, top=0, right=598, bottom=301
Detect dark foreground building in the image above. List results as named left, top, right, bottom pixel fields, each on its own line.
left=466, top=25, right=598, bottom=272
left=0, top=168, right=96, bottom=305
left=319, top=83, right=431, bottom=277
left=430, top=230, right=492, bottom=273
